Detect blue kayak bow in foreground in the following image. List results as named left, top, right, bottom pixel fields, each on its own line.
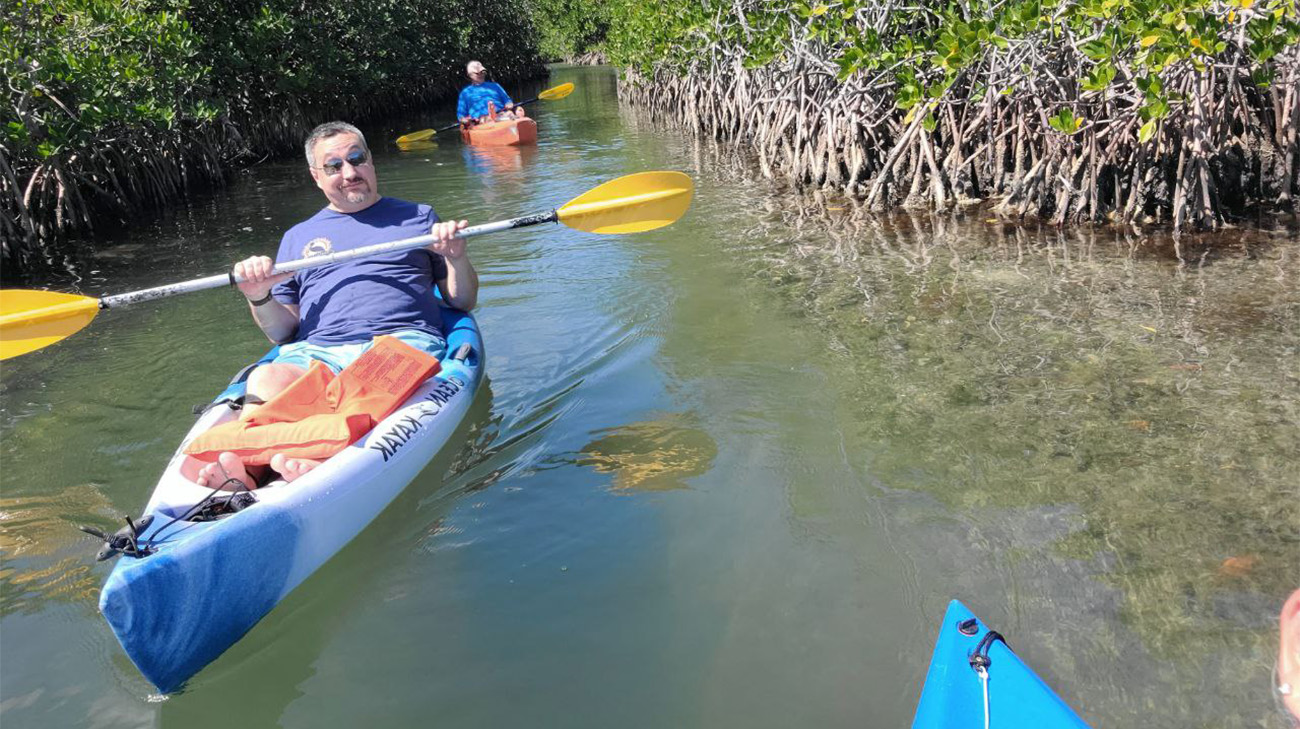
left=913, top=600, right=1091, bottom=729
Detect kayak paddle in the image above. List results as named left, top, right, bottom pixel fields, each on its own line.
left=0, top=170, right=693, bottom=360
left=395, top=82, right=575, bottom=144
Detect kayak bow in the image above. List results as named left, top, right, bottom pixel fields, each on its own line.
left=462, top=117, right=537, bottom=146
left=913, top=600, right=1091, bottom=729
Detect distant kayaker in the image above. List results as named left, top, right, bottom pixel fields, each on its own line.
left=457, top=60, right=526, bottom=126
left=195, top=120, right=477, bottom=490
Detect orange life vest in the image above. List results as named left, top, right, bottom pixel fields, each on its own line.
left=184, top=336, right=441, bottom=466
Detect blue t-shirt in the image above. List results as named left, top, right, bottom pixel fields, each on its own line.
left=272, top=197, right=448, bottom=346
left=457, top=81, right=513, bottom=119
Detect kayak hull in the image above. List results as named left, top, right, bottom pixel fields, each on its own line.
left=99, top=308, right=483, bottom=692
left=912, top=600, right=1090, bottom=729
left=463, top=118, right=537, bottom=146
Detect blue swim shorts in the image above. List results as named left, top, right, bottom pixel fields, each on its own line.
left=271, top=329, right=447, bottom=374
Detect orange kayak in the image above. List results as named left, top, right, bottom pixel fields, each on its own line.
left=462, top=118, right=538, bottom=146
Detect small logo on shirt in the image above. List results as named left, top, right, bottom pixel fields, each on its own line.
left=303, top=237, right=333, bottom=257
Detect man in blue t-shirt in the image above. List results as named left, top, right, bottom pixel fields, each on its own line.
left=457, top=60, right=527, bottom=125
left=196, top=120, right=477, bottom=490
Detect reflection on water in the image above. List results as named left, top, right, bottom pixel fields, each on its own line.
left=686, top=140, right=1299, bottom=727
left=0, top=485, right=115, bottom=614
left=396, top=140, right=438, bottom=153
left=461, top=143, right=538, bottom=178
left=576, top=412, right=718, bottom=492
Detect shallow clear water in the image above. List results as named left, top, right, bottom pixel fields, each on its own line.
left=1, top=64, right=1297, bottom=728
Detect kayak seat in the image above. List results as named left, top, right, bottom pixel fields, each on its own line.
left=182, top=336, right=441, bottom=468
left=191, top=350, right=279, bottom=416
left=192, top=392, right=265, bottom=418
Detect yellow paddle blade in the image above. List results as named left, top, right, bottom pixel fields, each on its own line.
left=557, top=171, right=694, bottom=234
left=0, top=290, right=101, bottom=360
left=395, top=129, right=436, bottom=144
left=396, top=140, right=437, bottom=152
left=538, top=82, right=575, bottom=101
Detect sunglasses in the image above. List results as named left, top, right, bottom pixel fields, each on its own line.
left=317, top=149, right=369, bottom=176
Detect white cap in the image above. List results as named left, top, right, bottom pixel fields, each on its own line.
left=466, top=60, right=486, bottom=74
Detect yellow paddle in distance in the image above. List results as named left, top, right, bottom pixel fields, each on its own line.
left=395, top=129, right=437, bottom=145
left=0, top=170, right=693, bottom=361
left=395, top=82, right=575, bottom=145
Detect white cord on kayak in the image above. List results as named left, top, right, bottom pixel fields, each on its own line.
left=977, top=663, right=991, bottom=729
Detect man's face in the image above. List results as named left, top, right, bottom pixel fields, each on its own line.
left=309, top=133, right=378, bottom=213
left=468, top=69, right=486, bottom=84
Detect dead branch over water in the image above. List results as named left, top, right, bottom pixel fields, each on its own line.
left=616, top=1, right=1300, bottom=232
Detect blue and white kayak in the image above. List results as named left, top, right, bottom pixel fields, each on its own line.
left=97, top=307, right=483, bottom=693
left=913, top=600, right=1091, bottom=729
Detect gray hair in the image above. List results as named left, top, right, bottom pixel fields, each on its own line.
left=304, top=121, right=368, bottom=166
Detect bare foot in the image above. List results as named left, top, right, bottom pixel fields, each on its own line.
left=270, top=453, right=321, bottom=483
left=1281, top=589, right=1300, bottom=722
left=196, top=452, right=255, bottom=491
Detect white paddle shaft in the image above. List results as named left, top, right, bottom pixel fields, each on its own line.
left=99, top=211, right=557, bottom=309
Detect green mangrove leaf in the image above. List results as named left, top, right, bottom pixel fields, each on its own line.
left=1048, top=107, right=1084, bottom=134
left=1081, top=39, right=1111, bottom=59
left=1081, top=62, right=1117, bottom=91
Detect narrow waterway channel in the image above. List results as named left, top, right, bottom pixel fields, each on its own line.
left=1, top=64, right=1297, bottom=728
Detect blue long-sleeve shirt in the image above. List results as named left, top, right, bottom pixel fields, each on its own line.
left=457, top=82, right=514, bottom=119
